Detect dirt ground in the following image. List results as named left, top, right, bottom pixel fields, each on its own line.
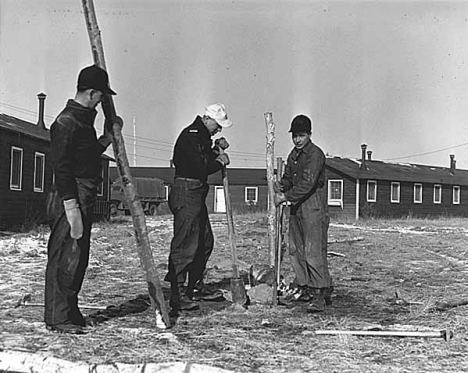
left=2, top=212, right=468, bottom=372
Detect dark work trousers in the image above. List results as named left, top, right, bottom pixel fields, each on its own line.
left=289, top=195, right=331, bottom=289
left=165, top=178, right=214, bottom=287
left=44, top=179, right=96, bottom=326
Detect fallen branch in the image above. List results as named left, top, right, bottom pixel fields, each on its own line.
left=328, top=237, right=364, bottom=245
left=315, top=329, right=453, bottom=341
left=429, top=299, right=468, bottom=312
left=0, top=350, right=235, bottom=373
left=14, top=302, right=109, bottom=311
left=327, top=251, right=346, bottom=257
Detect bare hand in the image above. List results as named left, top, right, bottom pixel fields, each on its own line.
left=216, top=153, right=230, bottom=166
left=214, top=137, right=230, bottom=150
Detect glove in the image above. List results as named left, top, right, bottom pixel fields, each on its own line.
left=273, top=181, right=284, bottom=193
left=214, top=137, right=230, bottom=150
left=274, top=192, right=287, bottom=206
left=63, top=199, right=83, bottom=240
left=216, top=153, right=230, bottom=166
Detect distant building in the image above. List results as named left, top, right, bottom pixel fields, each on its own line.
left=112, top=144, right=468, bottom=219
left=326, top=144, right=468, bottom=219
left=109, top=166, right=268, bottom=213
left=0, top=93, right=112, bottom=230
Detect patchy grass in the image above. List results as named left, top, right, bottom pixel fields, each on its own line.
left=2, top=212, right=468, bottom=372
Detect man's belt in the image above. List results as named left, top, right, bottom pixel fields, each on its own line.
left=175, top=177, right=200, bottom=182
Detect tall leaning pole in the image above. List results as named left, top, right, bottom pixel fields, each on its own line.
left=81, top=0, right=170, bottom=328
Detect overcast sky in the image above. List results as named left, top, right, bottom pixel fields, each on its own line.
left=1, top=0, right=468, bottom=169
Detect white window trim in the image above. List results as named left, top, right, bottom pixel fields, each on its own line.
left=10, top=146, right=23, bottom=191
left=165, top=185, right=169, bottom=200
left=390, top=182, right=400, bottom=203
left=328, top=179, right=343, bottom=206
left=245, top=186, right=258, bottom=204
left=414, top=183, right=423, bottom=204
left=33, top=152, right=45, bottom=193
left=453, top=186, right=460, bottom=205
left=367, top=180, right=377, bottom=202
left=433, top=184, right=442, bottom=204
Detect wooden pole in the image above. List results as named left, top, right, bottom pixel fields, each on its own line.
left=264, top=113, right=276, bottom=267
left=275, top=157, right=284, bottom=286
left=264, top=112, right=277, bottom=305
left=81, top=0, right=170, bottom=328
left=315, top=329, right=453, bottom=341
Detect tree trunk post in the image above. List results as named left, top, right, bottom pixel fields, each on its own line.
left=81, top=0, right=170, bottom=328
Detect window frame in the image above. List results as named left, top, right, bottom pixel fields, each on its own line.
left=414, top=183, right=423, bottom=204
left=367, top=180, right=377, bottom=202
left=390, top=182, right=400, bottom=203
left=10, top=146, right=23, bottom=191
left=453, top=186, right=460, bottom=205
left=244, top=186, right=258, bottom=205
left=433, top=184, right=442, bottom=204
left=328, top=179, right=343, bottom=206
left=33, top=152, right=45, bottom=193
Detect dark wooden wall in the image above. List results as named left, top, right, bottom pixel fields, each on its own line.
left=0, top=130, right=53, bottom=229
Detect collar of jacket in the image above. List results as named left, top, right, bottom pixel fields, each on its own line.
left=64, top=99, right=98, bottom=125
left=291, top=139, right=313, bottom=159
left=192, top=115, right=211, bottom=140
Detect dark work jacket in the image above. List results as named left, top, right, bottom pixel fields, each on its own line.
left=50, top=99, right=108, bottom=201
left=172, top=116, right=222, bottom=183
left=281, top=140, right=327, bottom=215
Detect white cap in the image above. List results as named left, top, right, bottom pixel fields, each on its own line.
left=205, top=103, right=232, bottom=128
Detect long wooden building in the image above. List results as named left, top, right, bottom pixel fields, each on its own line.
left=112, top=144, right=468, bottom=220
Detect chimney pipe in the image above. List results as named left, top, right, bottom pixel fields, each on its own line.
left=450, top=154, right=456, bottom=175
left=37, top=92, right=46, bottom=129
left=367, top=150, right=372, bottom=161
left=360, top=144, right=367, bottom=170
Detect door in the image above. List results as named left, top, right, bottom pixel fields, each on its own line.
left=215, top=186, right=226, bottom=213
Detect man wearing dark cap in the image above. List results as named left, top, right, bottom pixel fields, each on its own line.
left=165, top=103, right=232, bottom=314
left=45, top=65, right=120, bottom=334
left=274, top=114, right=332, bottom=313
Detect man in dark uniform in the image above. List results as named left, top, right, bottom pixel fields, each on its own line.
left=166, top=103, right=232, bottom=313
left=45, top=65, right=119, bottom=334
left=274, top=114, right=332, bottom=313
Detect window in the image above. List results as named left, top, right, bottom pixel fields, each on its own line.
left=453, top=186, right=460, bottom=205
left=414, top=183, right=423, bottom=204
left=33, top=152, right=45, bottom=192
left=367, top=180, right=377, bottom=202
left=10, top=147, right=23, bottom=191
left=328, top=180, right=343, bottom=206
left=433, top=184, right=442, bottom=204
left=245, top=187, right=258, bottom=205
left=391, top=182, right=400, bottom=203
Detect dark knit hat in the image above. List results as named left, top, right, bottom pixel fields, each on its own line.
left=77, top=65, right=116, bottom=95
left=289, top=114, right=312, bottom=133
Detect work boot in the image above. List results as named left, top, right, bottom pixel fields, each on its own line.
left=306, top=288, right=325, bottom=313
left=170, top=283, right=199, bottom=312
left=321, top=286, right=333, bottom=306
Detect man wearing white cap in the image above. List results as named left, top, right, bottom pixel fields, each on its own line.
left=165, top=103, right=232, bottom=313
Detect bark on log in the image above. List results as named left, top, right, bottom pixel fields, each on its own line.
left=0, top=350, right=235, bottom=373
left=81, top=0, right=170, bottom=328
left=264, top=112, right=276, bottom=267
left=264, top=113, right=277, bottom=305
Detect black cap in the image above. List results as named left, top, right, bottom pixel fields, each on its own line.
left=77, top=65, right=116, bottom=95
left=289, top=114, right=311, bottom=133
